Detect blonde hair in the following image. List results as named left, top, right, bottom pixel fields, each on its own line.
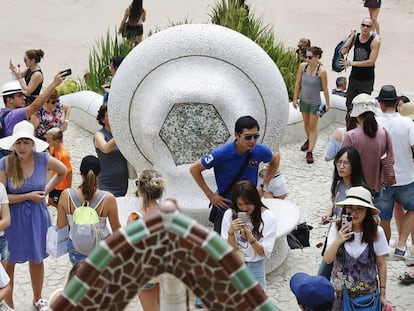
left=7, top=146, right=33, bottom=189
left=46, top=127, right=63, bottom=141
left=138, top=170, right=165, bottom=207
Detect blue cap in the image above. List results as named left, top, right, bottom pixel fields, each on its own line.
left=290, top=273, right=334, bottom=309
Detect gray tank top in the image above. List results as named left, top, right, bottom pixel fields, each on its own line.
left=300, top=65, right=322, bottom=106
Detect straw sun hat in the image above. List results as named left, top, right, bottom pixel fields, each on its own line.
left=0, top=120, right=49, bottom=152
left=335, top=186, right=379, bottom=214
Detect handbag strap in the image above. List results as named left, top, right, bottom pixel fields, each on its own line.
left=221, top=151, right=252, bottom=197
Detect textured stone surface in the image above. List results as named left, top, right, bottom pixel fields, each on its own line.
left=109, top=24, right=289, bottom=198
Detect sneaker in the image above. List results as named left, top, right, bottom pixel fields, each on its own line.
left=195, top=297, right=204, bottom=308
left=394, top=247, right=406, bottom=258
left=300, top=139, right=309, bottom=151
left=306, top=151, right=314, bottom=164
left=405, top=255, right=414, bottom=267
left=33, top=299, right=48, bottom=311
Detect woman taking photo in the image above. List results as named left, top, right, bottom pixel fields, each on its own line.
left=319, top=147, right=366, bottom=279
left=10, top=49, right=45, bottom=105
left=57, top=155, right=121, bottom=264
left=0, top=120, right=67, bottom=311
left=293, top=46, right=330, bottom=164
left=118, top=0, right=147, bottom=45
left=221, top=180, right=277, bottom=290
left=324, top=186, right=388, bottom=310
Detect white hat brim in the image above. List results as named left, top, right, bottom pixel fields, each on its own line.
left=0, top=133, right=49, bottom=152
left=335, top=197, right=379, bottom=214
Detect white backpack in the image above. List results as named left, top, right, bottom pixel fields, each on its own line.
left=68, top=189, right=107, bottom=255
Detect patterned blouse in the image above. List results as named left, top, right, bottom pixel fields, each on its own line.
left=35, top=101, right=65, bottom=140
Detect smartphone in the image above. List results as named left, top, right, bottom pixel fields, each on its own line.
left=238, top=212, right=249, bottom=223
left=317, top=103, right=326, bottom=118
left=60, top=68, right=72, bottom=77
left=341, top=214, right=352, bottom=229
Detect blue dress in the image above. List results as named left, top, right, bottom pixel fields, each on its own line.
left=0, top=152, right=51, bottom=264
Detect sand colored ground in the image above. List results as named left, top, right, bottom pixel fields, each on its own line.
left=0, top=0, right=413, bottom=95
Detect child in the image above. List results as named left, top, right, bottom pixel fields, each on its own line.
left=0, top=183, right=11, bottom=305
left=46, top=128, right=72, bottom=207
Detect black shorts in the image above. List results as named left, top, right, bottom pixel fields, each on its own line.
left=364, top=0, right=381, bottom=9
left=49, top=189, right=63, bottom=204
left=123, top=23, right=143, bottom=38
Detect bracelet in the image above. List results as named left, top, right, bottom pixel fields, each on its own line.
left=249, top=239, right=257, bottom=245
left=228, top=231, right=234, bottom=236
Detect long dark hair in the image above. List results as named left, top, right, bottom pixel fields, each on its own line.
left=231, top=180, right=266, bottom=239
left=331, top=147, right=366, bottom=199
left=360, top=111, right=378, bottom=138
left=129, top=0, right=143, bottom=22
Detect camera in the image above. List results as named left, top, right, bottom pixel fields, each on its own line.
left=341, top=214, right=353, bottom=228
left=317, top=103, right=326, bottom=118
left=60, top=68, right=72, bottom=77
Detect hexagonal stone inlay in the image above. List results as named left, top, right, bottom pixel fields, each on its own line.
left=160, top=103, right=230, bottom=165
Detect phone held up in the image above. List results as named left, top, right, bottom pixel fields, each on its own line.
left=60, top=68, right=72, bottom=77
left=238, top=211, right=249, bottom=223
left=317, top=103, right=326, bottom=118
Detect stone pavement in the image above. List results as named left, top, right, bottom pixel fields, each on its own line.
left=10, top=121, right=414, bottom=310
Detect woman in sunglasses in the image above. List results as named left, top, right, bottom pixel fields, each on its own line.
left=323, top=186, right=388, bottom=310
left=31, top=88, right=71, bottom=141
left=293, top=46, right=330, bottom=164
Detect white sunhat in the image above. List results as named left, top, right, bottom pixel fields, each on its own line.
left=1, top=81, right=23, bottom=96
left=0, top=120, right=49, bottom=152
left=335, top=186, right=379, bottom=215
left=350, top=93, right=377, bottom=117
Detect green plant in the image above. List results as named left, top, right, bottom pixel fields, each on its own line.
left=55, top=77, right=86, bottom=95
left=85, top=29, right=133, bottom=94
left=210, top=0, right=299, bottom=99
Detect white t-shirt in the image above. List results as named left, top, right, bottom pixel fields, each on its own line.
left=377, top=112, right=414, bottom=186
left=327, top=224, right=389, bottom=259
left=221, top=208, right=277, bottom=262
left=0, top=183, right=9, bottom=237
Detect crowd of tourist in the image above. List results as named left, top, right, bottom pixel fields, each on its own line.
left=0, top=1, right=412, bottom=310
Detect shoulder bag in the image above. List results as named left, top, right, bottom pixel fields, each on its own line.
left=380, top=128, right=396, bottom=187
left=208, top=151, right=252, bottom=223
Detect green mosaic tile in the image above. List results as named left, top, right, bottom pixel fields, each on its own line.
left=87, top=245, right=116, bottom=271
left=123, top=220, right=150, bottom=244
left=64, top=278, right=89, bottom=305
left=169, top=213, right=194, bottom=236
left=229, top=267, right=257, bottom=292
left=203, top=234, right=232, bottom=260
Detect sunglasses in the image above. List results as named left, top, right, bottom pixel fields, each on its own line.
left=241, top=133, right=260, bottom=141
left=48, top=100, right=58, bottom=105
left=361, top=23, right=372, bottom=28
left=305, top=55, right=314, bottom=60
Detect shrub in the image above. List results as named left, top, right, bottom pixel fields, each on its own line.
left=210, top=0, right=299, bottom=99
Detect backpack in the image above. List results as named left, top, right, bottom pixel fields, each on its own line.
left=332, top=36, right=352, bottom=73
left=0, top=109, right=12, bottom=138
left=68, top=188, right=108, bottom=255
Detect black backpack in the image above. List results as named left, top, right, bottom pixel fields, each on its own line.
left=332, top=37, right=351, bottom=73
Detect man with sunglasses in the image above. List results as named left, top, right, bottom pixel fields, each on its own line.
left=340, top=17, right=381, bottom=111
left=190, top=115, right=278, bottom=234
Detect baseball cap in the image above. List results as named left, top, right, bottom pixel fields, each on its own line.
left=350, top=93, right=377, bottom=117
left=290, top=272, right=335, bottom=309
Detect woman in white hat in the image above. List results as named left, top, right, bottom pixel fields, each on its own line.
left=341, top=93, right=390, bottom=197
left=0, top=120, right=67, bottom=311
left=323, top=186, right=388, bottom=310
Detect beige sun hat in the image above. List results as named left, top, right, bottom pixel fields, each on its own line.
left=400, top=102, right=414, bottom=120
left=0, top=120, right=49, bottom=152
left=335, top=186, right=379, bottom=214
left=350, top=93, right=377, bottom=117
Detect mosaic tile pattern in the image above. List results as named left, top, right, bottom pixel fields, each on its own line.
left=49, top=205, right=280, bottom=311
left=159, top=103, right=230, bottom=165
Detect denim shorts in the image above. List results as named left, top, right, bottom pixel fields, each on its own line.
left=67, top=239, right=87, bottom=265
left=0, top=235, right=9, bottom=262
left=377, top=182, right=414, bottom=220
left=245, top=259, right=265, bottom=290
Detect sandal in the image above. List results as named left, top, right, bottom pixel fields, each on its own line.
left=33, top=299, right=48, bottom=311
left=398, top=272, right=414, bottom=285
left=394, top=247, right=406, bottom=258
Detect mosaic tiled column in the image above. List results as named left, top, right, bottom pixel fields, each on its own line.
left=49, top=204, right=280, bottom=311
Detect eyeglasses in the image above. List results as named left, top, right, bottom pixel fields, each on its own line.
left=241, top=133, right=260, bottom=141
left=346, top=207, right=366, bottom=214
left=305, top=55, right=314, bottom=60
left=361, top=23, right=372, bottom=28
left=335, top=161, right=351, bottom=167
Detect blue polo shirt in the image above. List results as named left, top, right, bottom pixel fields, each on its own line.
left=1, top=108, right=27, bottom=137
left=201, top=141, right=272, bottom=199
